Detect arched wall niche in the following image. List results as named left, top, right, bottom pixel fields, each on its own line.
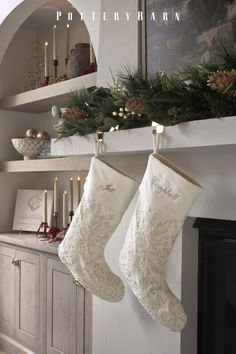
left=0, top=0, right=101, bottom=98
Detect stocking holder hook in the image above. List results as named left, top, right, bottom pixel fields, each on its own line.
left=152, top=123, right=164, bottom=154
left=94, top=131, right=104, bottom=157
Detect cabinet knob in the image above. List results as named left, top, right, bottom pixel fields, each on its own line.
left=11, top=257, right=20, bottom=266
left=73, top=278, right=81, bottom=287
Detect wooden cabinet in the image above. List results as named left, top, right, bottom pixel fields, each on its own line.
left=14, top=250, right=40, bottom=352
left=47, top=258, right=80, bottom=354
left=0, top=245, right=15, bottom=337
left=0, top=237, right=92, bottom=354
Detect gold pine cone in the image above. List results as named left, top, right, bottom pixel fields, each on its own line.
left=61, top=107, right=86, bottom=122
left=207, top=70, right=236, bottom=95
left=125, top=97, right=147, bottom=114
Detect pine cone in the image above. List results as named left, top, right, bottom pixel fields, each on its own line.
left=207, top=70, right=236, bottom=95
left=125, top=97, right=147, bottom=114
left=61, top=107, right=86, bottom=122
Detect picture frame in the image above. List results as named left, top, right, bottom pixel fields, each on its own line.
left=140, top=0, right=236, bottom=76
left=13, top=189, right=53, bottom=232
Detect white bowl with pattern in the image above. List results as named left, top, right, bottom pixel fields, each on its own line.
left=12, top=138, right=45, bottom=160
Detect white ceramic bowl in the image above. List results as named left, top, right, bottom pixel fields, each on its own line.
left=12, top=138, right=45, bottom=160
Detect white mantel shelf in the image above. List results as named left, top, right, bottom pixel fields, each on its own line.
left=51, top=116, right=236, bottom=157
left=1, top=116, right=235, bottom=173
left=0, top=72, right=97, bottom=113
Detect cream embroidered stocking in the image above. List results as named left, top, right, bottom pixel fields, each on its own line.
left=119, top=153, right=202, bottom=331
left=59, top=157, right=138, bottom=302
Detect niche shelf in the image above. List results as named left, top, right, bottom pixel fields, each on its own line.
left=0, top=72, right=97, bottom=113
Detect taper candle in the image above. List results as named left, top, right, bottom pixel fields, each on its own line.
left=63, top=190, right=68, bottom=228
left=70, top=177, right=73, bottom=211
left=89, top=39, right=95, bottom=64
left=44, top=41, right=49, bottom=77
left=54, top=177, right=58, bottom=213
left=53, top=25, right=57, bottom=60
left=43, top=190, right=47, bottom=223
left=77, top=177, right=81, bottom=206
left=66, top=24, right=70, bottom=59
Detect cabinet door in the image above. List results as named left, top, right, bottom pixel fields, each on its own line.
left=0, top=245, right=15, bottom=336
left=46, top=258, right=85, bottom=354
left=14, top=249, right=40, bottom=351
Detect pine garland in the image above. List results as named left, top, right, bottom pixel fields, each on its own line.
left=52, top=45, right=236, bottom=139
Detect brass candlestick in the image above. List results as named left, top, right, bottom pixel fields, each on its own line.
left=53, top=59, right=59, bottom=78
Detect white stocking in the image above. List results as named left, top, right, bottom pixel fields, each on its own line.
left=59, top=157, right=138, bottom=302
left=119, top=154, right=202, bottom=330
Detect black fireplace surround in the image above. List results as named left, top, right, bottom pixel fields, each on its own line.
left=194, top=218, right=236, bottom=354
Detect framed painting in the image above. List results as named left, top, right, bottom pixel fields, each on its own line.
left=140, top=0, right=236, bottom=76
left=13, top=189, right=53, bottom=232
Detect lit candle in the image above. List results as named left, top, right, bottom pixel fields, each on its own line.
left=53, top=25, right=57, bottom=60
left=54, top=177, right=58, bottom=213
left=44, top=41, right=49, bottom=77
left=43, top=190, right=47, bottom=223
left=70, top=177, right=73, bottom=211
left=77, top=177, right=81, bottom=206
left=66, top=24, right=70, bottom=59
left=63, top=191, right=68, bottom=229
left=89, top=38, right=95, bottom=64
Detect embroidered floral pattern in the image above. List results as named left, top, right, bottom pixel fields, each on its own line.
left=58, top=197, right=125, bottom=302
left=119, top=196, right=187, bottom=332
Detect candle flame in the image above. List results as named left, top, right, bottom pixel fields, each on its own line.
left=67, top=24, right=70, bottom=28
left=64, top=190, right=67, bottom=194
left=44, top=189, right=47, bottom=193
left=45, top=41, right=48, bottom=46
left=55, top=177, right=58, bottom=181
left=70, top=177, right=73, bottom=181
left=53, top=25, right=57, bottom=28
left=77, top=177, right=81, bottom=181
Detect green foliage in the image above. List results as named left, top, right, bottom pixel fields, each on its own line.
left=53, top=45, right=236, bottom=139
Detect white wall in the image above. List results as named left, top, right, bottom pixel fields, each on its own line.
left=96, top=0, right=139, bottom=86
left=0, top=1, right=183, bottom=354
left=0, top=27, right=37, bottom=97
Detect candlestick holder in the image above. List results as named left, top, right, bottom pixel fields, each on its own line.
left=48, top=212, right=60, bottom=239
left=69, top=210, right=74, bottom=223
left=36, top=222, right=49, bottom=240
left=53, top=59, right=59, bottom=78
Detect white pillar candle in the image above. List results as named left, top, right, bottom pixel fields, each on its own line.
left=44, top=41, right=49, bottom=77
left=53, top=25, right=57, bottom=60
left=43, top=190, right=47, bottom=223
left=89, top=38, right=95, bottom=64
left=66, top=24, right=70, bottom=59
left=70, top=177, right=73, bottom=211
left=54, top=177, right=58, bottom=213
left=63, top=190, right=68, bottom=228
left=77, top=177, right=81, bottom=206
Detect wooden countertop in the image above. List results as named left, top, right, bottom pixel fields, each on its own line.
left=0, top=232, right=59, bottom=255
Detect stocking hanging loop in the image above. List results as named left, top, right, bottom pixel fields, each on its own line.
left=152, top=123, right=164, bottom=154
left=94, top=131, right=104, bottom=157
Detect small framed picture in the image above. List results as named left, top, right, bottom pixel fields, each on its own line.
left=13, top=189, right=53, bottom=232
